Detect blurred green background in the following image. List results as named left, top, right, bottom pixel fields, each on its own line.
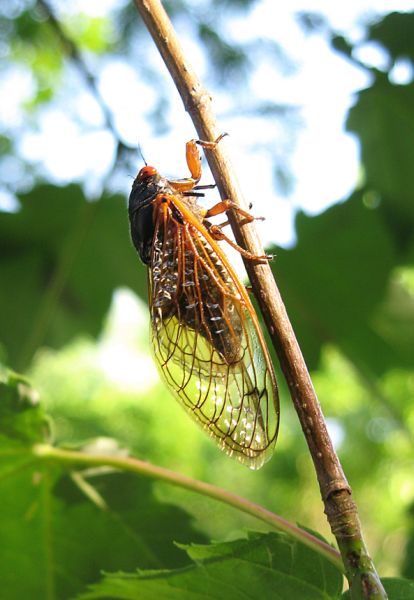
left=1, top=0, right=414, bottom=585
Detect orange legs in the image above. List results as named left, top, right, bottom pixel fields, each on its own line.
left=168, top=134, right=227, bottom=192
left=171, top=135, right=272, bottom=262
left=204, top=200, right=271, bottom=262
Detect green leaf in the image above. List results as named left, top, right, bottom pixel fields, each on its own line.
left=381, top=578, right=414, bottom=600
left=0, top=370, right=206, bottom=600
left=347, top=79, right=414, bottom=245
left=368, top=12, right=414, bottom=64
left=78, top=531, right=343, bottom=599
left=0, top=366, right=49, bottom=447
left=271, top=191, right=403, bottom=374
left=0, top=184, right=147, bottom=369
left=66, top=15, right=114, bottom=53
left=371, top=263, right=414, bottom=367
left=342, top=577, right=414, bottom=599
left=402, top=502, right=414, bottom=579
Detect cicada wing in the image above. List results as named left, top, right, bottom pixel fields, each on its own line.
left=149, top=209, right=279, bottom=469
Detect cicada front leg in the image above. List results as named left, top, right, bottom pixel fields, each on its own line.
left=168, top=134, right=227, bottom=193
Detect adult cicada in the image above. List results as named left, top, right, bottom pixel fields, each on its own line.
left=128, top=137, right=279, bottom=469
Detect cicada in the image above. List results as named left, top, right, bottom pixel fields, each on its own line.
left=128, top=136, right=279, bottom=469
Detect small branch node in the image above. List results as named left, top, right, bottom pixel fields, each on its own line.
left=323, top=479, right=352, bottom=501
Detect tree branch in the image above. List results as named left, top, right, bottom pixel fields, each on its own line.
left=132, top=1, right=387, bottom=598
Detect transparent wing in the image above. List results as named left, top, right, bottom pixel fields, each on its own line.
left=149, top=205, right=279, bottom=469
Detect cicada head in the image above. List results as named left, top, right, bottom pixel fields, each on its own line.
left=129, top=165, right=160, bottom=211
left=128, top=166, right=166, bottom=265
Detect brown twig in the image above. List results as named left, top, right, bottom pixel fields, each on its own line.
left=133, top=1, right=387, bottom=598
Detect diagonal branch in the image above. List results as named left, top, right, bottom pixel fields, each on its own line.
left=132, top=1, right=387, bottom=598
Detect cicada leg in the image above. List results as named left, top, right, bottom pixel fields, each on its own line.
left=208, top=224, right=272, bottom=262
left=204, top=199, right=265, bottom=227
left=168, top=134, right=227, bottom=193
left=203, top=199, right=272, bottom=262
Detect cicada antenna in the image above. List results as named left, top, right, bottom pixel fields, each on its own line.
left=138, top=145, right=148, bottom=166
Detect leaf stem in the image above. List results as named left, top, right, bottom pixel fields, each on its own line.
left=33, top=443, right=342, bottom=571
left=132, top=1, right=387, bottom=597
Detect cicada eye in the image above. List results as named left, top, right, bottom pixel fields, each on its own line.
left=138, top=165, right=157, bottom=179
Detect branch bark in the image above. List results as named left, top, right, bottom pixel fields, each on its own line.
left=133, top=1, right=387, bottom=597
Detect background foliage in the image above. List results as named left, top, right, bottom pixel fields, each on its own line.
left=1, top=1, right=414, bottom=598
